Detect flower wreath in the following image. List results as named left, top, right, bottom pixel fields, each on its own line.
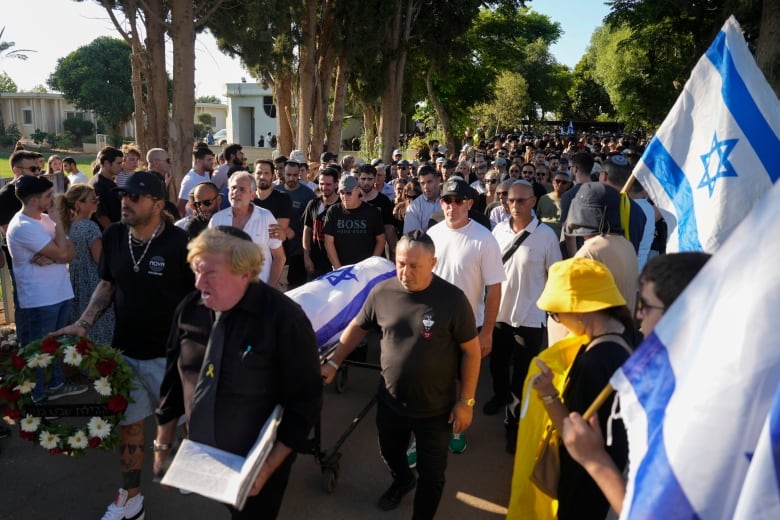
left=0, top=336, right=134, bottom=456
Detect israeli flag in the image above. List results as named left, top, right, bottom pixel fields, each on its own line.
left=567, top=119, right=574, bottom=136
left=610, top=178, right=780, bottom=519
left=286, top=257, right=395, bottom=354
left=633, top=16, right=780, bottom=253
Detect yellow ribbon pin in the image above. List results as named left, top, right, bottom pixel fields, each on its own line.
left=206, top=363, right=215, bottom=378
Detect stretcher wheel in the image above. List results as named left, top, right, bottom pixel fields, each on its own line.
left=322, top=464, right=339, bottom=494
left=335, top=366, right=348, bottom=394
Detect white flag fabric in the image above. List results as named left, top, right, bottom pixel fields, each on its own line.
left=610, top=178, right=780, bottom=519
left=286, top=257, right=395, bottom=353
left=633, top=16, right=780, bottom=253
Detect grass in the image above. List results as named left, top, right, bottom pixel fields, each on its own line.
left=0, top=147, right=95, bottom=179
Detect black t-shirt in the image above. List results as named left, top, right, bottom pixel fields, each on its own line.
left=303, top=197, right=337, bottom=274
left=253, top=190, right=293, bottom=221
left=365, top=192, right=394, bottom=227
left=100, top=221, right=194, bottom=359
left=323, top=202, right=384, bottom=266
left=355, top=276, right=477, bottom=417
left=275, top=184, right=315, bottom=258
left=0, top=181, right=21, bottom=227
left=90, top=174, right=121, bottom=229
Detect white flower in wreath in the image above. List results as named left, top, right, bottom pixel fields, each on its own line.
left=87, top=417, right=112, bottom=439
left=67, top=430, right=88, bottom=450
left=13, top=380, right=36, bottom=394
left=39, top=431, right=60, bottom=450
left=62, top=346, right=83, bottom=367
left=20, top=414, right=41, bottom=433
left=27, top=352, right=54, bottom=368
left=94, top=377, right=112, bottom=396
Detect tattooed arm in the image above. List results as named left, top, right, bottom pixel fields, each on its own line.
left=51, top=280, right=116, bottom=337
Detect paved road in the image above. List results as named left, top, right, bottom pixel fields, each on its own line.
left=0, top=355, right=516, bottom=519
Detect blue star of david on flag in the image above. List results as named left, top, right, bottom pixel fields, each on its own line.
left=325, top=265, right=358, bottom=286
left=698, top=133, right=739, bottom=198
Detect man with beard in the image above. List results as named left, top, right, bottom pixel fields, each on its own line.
left=253, top=159, right=292, bottom=245
left=302, top=167, right=339, bottom=278
left=178, top=144, right=216, bottom=217
left=357, top=163, right=397, bottom=259
left=212, top=143, right=245, bottom=192
left=90, top=146, right=124, bottom=230
left=175, top=182, right=223, bottom=240
left=275, top=161, right=315, bottom=289
left=54, top=172, right=194, bottom=520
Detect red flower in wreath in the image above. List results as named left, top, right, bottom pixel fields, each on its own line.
left=11, top=353, right=25, bottom=370
left=108, top=395, right=128, bottom=413
left=40, top=336, right=61, bottom=354
left=75, top=338, right=93, bottom=355
left=88, top=437, right=102, bottom=448
left=19, top=430, right=35, bottom=441
left=0, top=386, right=20, bottom=403
left=4, top=406, right=20, bottom=421
left=96, top=359, right=117, bottom=377
left=49, top=447, right=64, bottom=455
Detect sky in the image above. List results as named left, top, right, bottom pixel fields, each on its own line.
left=1, top=0, right=611, bottom=99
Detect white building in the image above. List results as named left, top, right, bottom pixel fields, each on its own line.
left=223, top=82, right=277, bottom=147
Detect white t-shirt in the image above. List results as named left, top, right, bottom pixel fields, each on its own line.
left=209, top=205, right=282, bottom=283
left=7, top=212, right=74, bottom=308
left=489, top=205, right=510, bottom=229
left=427, top=219, right=506, bottom=327
left=470, top=180, right=487, bottom=194
left=68, top=171, right=89, bottom=185
left=492, top=217, right=561, bottom=328
left=178, top=169, right=211, bottom=202
left=211, top=164, right=230, bottom=191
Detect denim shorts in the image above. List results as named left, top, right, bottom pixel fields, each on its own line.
left=120, top=356, right=166, bottom=425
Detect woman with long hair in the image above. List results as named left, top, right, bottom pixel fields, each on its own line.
left=392, top=179, right=422, bottom=237
left=57, top=184, right=115, bottom=345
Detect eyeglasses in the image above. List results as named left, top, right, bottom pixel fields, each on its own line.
left=508, top=197, right=533, bottom=204
left=486, top=179, right=499, bottom=184
left=522, top=170, right=535, bottom=175
left=497, top=191, right=508, bottom=197
left=442, top=196, right=466, bottom=205
left=194, top=197, right=218, bottom=208
left=636, top=296, right=665, bottom=314
left=20, top=166, right=42, bottom=173
left=547, top=312, right=560, bottom=323
left=117, top=192, right=153, bottom=202
left=552, top=179, right=570, bottom=185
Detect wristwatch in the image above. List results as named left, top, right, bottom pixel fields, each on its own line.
left=153, top=440, right=172, bottom=452
left=460, top=397, right=476, bottom=407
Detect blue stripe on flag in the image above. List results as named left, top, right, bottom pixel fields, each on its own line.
left=314, top=270, right=395, bottom=347
left=706, top=31, right=780, bottom=183
left=769, top=383, right=780, bottom=498
left=622, top=333, right=698, bottom=519
left=642, top=139, right=703, bottom=250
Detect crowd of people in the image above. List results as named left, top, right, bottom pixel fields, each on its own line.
left=0, top=132, right=709, bottom=519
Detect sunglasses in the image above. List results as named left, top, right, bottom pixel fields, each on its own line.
left=21, top=166, right=42, bottom=173
left=194, top=197, right=218, bottom=208
left=636, top=296, right=665, bottom=313
left=508, top=197, right=533, bottom=204
left=117, top=192, right=153, bottom=202
left=442, top=197, right=466, bottom=205
left=522, top=170, right=535, bottom=175
left=552, top=179, right=570, bottom=185
left=486, top=179, right=499, bottom=184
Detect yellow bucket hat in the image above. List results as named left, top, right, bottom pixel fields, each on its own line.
left=537, top=257, right=626, bottom=313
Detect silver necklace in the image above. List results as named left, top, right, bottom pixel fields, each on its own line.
left=128, top=222, right=163, bottom=273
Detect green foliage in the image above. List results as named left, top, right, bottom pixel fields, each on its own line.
left=63, top=118, right=95, bottom=145
left=31, top=129, right=48, bottom=145
left=473, top=71, right=531, bottom=134
left=194, top=123, right=207, bottom=139
left=567, top=56, right=616, bottom=120
left=47, top=133, right=72, bottom=150
left=0, top=72, right=17, bottom=93
left=47, top=37, right=134, bottom=135
left=27, top=84, right=48, bottom=93
left=196, top=95, right=222, bottom=104
left=0, top=123, right=21, bottom=147
left=196, top=112, right=214, bottom=128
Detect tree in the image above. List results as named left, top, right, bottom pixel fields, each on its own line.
left=473, top=71, right=531, bottom=135
left=196, top=94, right=222, bottom=103
left=27, top=84, right=47, bottom=93
left=47, top=36, right=134, bottom=135
left=0, top=72, right=17, bottom=93
left=0, top=26, right=34, bottom=133
left=566, top=56, right=615, bottom=121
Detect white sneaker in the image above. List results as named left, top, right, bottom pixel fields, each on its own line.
left=101, top=489, right=145, bottom=520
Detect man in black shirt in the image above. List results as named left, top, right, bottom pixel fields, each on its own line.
left=322, top=231, right=480, bottom=517
left=357, top=163, right=397, bottom=259
left=89, top=146, right=124, bottom=230
left=156, top=227, right=322, bottom=519
left=302, top=167, right=339, bottom=278
left=55, top=172, right=194, bottom=520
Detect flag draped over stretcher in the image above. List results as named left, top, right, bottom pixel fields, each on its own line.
left=632, top=16, right=780, bottom=253
left=610, top=178, right=780, bottom=520
left=286, top=257, right=396, bottom=353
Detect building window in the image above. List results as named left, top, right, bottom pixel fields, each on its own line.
left=263, top=96, right=276, bottom=118
left=22, top=109, right=33, bottom=125
left=65, top=111, right=85, bottom=120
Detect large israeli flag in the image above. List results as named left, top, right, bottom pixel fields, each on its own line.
left=610, top=178, right=780, bottom=519
left=633, top=16, right=780, bottom=253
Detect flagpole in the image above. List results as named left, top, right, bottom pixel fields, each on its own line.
left=620, top=172, right=637, bottom=194
left=583, top=383, right=615, bottom=420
